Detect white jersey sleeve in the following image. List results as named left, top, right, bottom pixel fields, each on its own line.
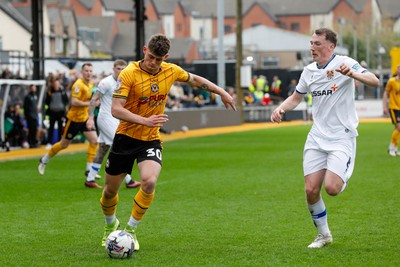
left=296, top=54, right=366, bottom=140
left=96, top=74, right=118, bottom=123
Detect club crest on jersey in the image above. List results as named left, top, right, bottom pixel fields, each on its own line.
left=114, top=78, right=122, bottom=94
left=74, top=86, right=80, bottom=93
left=151, top=84, right=159, bottom=93
left=326, top=70, right=334, bottom=80
left=116, top=78, right=122, bottom=89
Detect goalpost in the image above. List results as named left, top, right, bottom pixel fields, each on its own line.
left=0, top=79, right=46, bottom=143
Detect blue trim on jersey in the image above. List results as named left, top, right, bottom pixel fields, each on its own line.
left=317, top=54, right=336, bottom=69
left=311, top=209, right=327, bottom=219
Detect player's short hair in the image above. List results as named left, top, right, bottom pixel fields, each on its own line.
left=147, top=34, right=170, bottom=57
left=81, top=62, right=93, bottom=69
left=114, top=59, right=127, bottom=67
left=314, top=28, right=337, bottom=47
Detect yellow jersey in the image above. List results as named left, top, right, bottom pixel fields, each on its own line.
left=385, top=76, right=400, bottom=110
left=114, top=61, right=189, bottom=141
left=66, top=78, right=94, bottom=122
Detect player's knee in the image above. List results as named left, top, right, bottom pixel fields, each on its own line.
left=305, top=186, right=320, bottom=199
left=103, top=187, right=118, bottom=198
left=325, top=183, right=341, bottom=196
left=140, top=179, right=156, bottom=194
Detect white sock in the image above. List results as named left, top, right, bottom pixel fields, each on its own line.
left=389, top=143, right=395, bottom=151
left=87, top=163, right=101, bottom=181
left=86, top=162, right=92, bottom=172
left=128, top=215, right=140, bottom=228
left=41, top=154, right=50, bottom=164
left=105, top=214, right=116, bottom=225
left=308, top=198, right=330, bottom=236
left=125, top=174, right=133, bottom=184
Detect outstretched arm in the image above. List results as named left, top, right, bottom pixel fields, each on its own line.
left=336, top=64, right=379, bottom=87
left=187, top=73, right=236, bottom=111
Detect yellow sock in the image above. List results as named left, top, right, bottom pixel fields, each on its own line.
left=87, top=142, right=98, bottom=163
left=391, top=129, right=400, bottom=148
left=49, top=142, right=63, bottom=157
left=100, top=192, right=119, bottom=216
left=132, top=188, right=154, bottom=221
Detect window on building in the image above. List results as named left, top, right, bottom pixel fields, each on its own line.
left=69, top=38, right=76, bottom=55
left=0, top=36, right=3, bottom=50
left=261, top=56, right=279, bottom=69
left=177, top=23, right=182, bottom=33
left=291, top=23, right=300, bottom=31
left=251, top=23, right=261, bottom=28
left=55, top=36, right=63, bottom=53
left=224, top=25, right=232, bottom=33
left=280, top=22, right=287, bottom=29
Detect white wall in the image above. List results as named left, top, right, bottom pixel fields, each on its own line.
left=163, top=15, right=175, bottom=38
left=371, top=0, right=382, bottom=35
left=310, top=13, right=333, bottom=32
left=394, top=18, right=400, bottom=34
left=0, top=9, right=31, bottom=55
left=190, top=17, right=213, bottom=41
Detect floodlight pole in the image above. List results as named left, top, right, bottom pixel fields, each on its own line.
left=236, top=0, right=244, bottom=119
left=135, top=0, right=145, bottom=60
left=216, top=0, right=225, bottom=106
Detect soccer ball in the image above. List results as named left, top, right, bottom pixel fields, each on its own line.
left=105, top=230, right=135, bottom=259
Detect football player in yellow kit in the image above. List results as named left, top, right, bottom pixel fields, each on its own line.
left=38, top=63, right=98, bottom=186
left=383, top=64, right=400, bottom=156
left=99, top=34, right=236, bottom=248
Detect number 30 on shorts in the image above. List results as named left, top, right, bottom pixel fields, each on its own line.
left=146, top=148, right=162, bottom=161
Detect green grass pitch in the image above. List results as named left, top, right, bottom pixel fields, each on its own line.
left=0, top=122, right=399, bottom=266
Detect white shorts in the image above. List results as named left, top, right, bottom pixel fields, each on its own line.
left=303, top=133, right=356, bottom=183
left=96, top=114, right=119, bottom=145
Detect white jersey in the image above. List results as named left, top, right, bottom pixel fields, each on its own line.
left=96, top=74, right=119, bottom=145
left=296, top=54, right=366, bottom=140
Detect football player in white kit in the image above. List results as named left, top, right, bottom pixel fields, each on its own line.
left=85, top=59, right=141, bottom=189
left=271, top=28, right=379, bottom=248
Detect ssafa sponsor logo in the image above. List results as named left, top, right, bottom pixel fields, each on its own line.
left=312, top=84, right=339, bottom=97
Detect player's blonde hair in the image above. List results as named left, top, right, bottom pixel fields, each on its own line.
left=114, top=59, right=127, bottom=67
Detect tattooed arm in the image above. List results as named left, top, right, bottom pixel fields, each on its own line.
left=86, top=91, right=101, bottom=129
left=187, top=73, right=236, bottom=111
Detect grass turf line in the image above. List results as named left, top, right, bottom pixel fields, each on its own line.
left=0, top=122, right=399, bottom=266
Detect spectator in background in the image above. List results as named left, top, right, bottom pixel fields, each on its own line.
left=244, top=90, right=254, bottom=105
left=257, top=75, right=269, bottom=93
left=287, top=79, right=297, bottom=97
left=253, top=86, right=265, bottom=105
left=227, top=86, right=237, bottom=105
left=23, top=84, right=39, bottom=148
left=304, top=93, right=313, bottom=124
left=3, top=103, right=28, bottom=148
left=270, top=75, right=282, bottom=96
left=168, top=82, right=185, bottom=110
left=45, top=78, right=69, bottom=149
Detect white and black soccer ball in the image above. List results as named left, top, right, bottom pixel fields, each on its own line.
left=105, top=230, right=135, bottom=259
